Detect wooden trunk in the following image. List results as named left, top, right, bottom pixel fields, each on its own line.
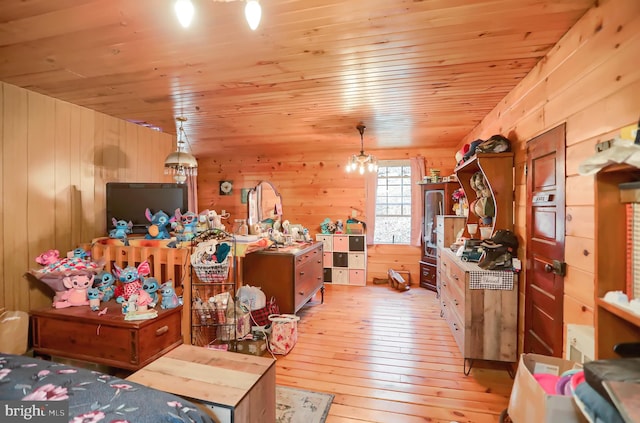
left=30, top=301, right=183, bottom=371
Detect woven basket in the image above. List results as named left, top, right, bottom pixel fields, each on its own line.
left=192, top=259, right=230, bottom=283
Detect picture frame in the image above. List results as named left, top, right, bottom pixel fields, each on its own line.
left=241, top=188, right=250, bottom=204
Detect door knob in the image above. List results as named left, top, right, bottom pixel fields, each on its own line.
left=544, top=264, right=553, bottom=273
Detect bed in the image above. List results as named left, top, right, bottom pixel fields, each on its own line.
left=0, top=353, right=215, bottom=423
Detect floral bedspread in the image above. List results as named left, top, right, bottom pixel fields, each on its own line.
left=0, top=354, right=214, bottom=423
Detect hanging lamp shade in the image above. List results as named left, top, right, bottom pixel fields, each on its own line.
left=164, top=117, right=198, bottom=184
left=245, top=0, right=261, bottom=30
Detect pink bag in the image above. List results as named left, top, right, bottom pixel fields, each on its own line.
left=268, top=314, right=300, bottom=355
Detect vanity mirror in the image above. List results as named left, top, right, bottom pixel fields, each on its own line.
left=247, top=181, right=283, bottom=230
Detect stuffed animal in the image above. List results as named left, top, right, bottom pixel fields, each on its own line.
left=159, top=281, right=182, bottom=309
left=94, top=271, right=116, bottom=302
left=113, top=261, right=150, bottom=303
left=53, top=273, right=94, bottom=308
left=35, top=249, right=60, bottom=266
left=109, top=217, right=133, bottom=240
left=87, top=287, right=101, bottom=311
left=141, top=276, right=160, bottom=306
left=196, top=212, right=209, bottom=234
left=144, top=209, right=173, bottom=240
left=174, top=209, right=198, bottom=241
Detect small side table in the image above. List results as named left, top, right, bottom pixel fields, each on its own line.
left=30, top=301, right=182, bottom=371
left=127, top=344, right=276, bottom=423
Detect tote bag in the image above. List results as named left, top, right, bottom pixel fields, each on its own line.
left=268, top=314, right=300, bottom=355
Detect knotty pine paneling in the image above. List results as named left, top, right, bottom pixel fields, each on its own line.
left=197, top=148, right=454, bottom=285
left=460, top=0, right=640, bottom=354
left=0, top=82, right=174, bottom=311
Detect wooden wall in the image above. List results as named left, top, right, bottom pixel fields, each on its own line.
left=196, top=147, right=456, bottom=284
left=0, top=82, right=174, bottom=312
left=459, top=0, right=640, bottom=347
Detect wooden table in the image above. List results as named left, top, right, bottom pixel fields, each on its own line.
left=30, top=301, right=182, bottom=371
left=127, top=344, right=276, bottom=423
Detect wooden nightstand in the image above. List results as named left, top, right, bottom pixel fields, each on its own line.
left=30, top=301, right=182, bottom=371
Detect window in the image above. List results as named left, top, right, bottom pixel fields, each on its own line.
left=374, top=160, right=412, bottom=244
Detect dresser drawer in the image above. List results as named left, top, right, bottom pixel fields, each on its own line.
left=333, top=252, right=348, bottom=267
left=441, top=289, right=464, bottom=354
left=441, top=252, right=466, bottom=294
left=333, top=235, right=349, bottom=252
left=348, top=235, right=365, bottom=251
left=295, top=244, right=322, bottom=268
left=323, top=252, right=332, bottom=267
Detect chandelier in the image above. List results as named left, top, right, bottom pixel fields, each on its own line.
left=174, top=0, right=262, bottom=30
left=164, top=117, right=198, bottom=184
left=346, top=123, right=378, bottom=174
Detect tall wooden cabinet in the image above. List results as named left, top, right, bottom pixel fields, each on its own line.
left=595, top=165, right=640, bottom=359
left=420, top=182, right=458, bottom=290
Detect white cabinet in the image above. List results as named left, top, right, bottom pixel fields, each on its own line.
left=316, top=234, right=367, bottom=286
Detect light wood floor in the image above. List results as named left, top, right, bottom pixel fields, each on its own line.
left=274, top=283, right=514, bottom=423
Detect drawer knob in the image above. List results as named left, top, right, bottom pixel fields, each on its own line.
left=299, top=271, right=305, bottom=276
left=453, top=323, right=459, bottom=331
left=156, top=326, right=169, bottom=336
left=453, top=275, right=459, bottom=280
left=298, top=291, right=305, bottom=296
left=453, top=299, right=458, bottom=306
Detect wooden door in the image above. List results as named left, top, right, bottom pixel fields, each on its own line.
left=524, top=124, right=566, bottom=357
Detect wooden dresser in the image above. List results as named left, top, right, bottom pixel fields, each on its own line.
left=439, top=248, right=518, bottom=374
left=31, top=301, right=183, bottom=371
left=243, top=242, right=324, bottom=314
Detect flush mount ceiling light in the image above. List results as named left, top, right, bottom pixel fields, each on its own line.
left=175, top=0, right=262, bottom=30
left=164, top=117, right=198, bottom=184
left=174, top=0, right=195, bottom=28
left=346, top=123, right=378, bottom=175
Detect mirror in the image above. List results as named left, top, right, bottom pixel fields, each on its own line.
left=247, top=181, right=283, bottom=229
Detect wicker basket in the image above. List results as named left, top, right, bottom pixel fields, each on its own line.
left=192, top=259, right=230, bottom=283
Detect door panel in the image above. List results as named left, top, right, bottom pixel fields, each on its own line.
left=524, top=124, right=566, bottom=357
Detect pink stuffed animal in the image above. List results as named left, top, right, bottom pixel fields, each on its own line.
left=36, top=249, right=60, bottom=266
left=53, top=273, right=94, bottom=308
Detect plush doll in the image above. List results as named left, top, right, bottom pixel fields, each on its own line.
left=196, top=212, right=209, bottom=234
left=35, top=249, right=60, bottom=266
left=87, top=287, right=101, bottom=311
left=135, top=289, right=154, bottom=312
left=174, top=209, right=198, bottom=241
left=144, top=209, right=173, bottom=240
left=159, top=281, right=182, bottom=309
left=141, top=276, right=160, bottom=306
left=109, top=217, right=133, bottom=240
left=53, top=273, right=94, bottom=308
left=113, top=261, right=150, bottom=303
left=94, top=271, right=116, bottom=302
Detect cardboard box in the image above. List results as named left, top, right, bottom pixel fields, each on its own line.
left=508, top=353, right=588, bottom=423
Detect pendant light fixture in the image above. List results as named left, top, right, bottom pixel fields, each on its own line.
left=346, top=123, right=378, bottom=174
left=245, top=0, right=262, bottom=30
left=164, top=117, right=198, bottom=184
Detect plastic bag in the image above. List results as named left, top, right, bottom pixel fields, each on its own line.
left=0, top=309, right=29, bottom=354
left=237, top=285, right=266, bottom=311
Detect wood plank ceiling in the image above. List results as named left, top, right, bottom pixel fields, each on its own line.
left=0, top=0, right=595, bottom=157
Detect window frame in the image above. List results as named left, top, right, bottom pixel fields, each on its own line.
left=373, top=159, right=412, bottom=245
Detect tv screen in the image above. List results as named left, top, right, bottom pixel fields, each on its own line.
left=106, top=183, right=189, bottom=235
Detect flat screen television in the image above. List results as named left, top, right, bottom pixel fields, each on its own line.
left=106, top=182, right=189, bottom=235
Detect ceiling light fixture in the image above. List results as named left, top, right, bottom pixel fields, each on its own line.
left=245, top=0, right=262, bottom=30
left=174, top=0, right=195, bottom=28
left=164, top=117, right=198, bottom=184
left=346, top=123, right=378, bottom=175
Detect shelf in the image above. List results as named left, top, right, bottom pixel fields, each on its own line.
left=597, top=298, right=640, bottom=327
